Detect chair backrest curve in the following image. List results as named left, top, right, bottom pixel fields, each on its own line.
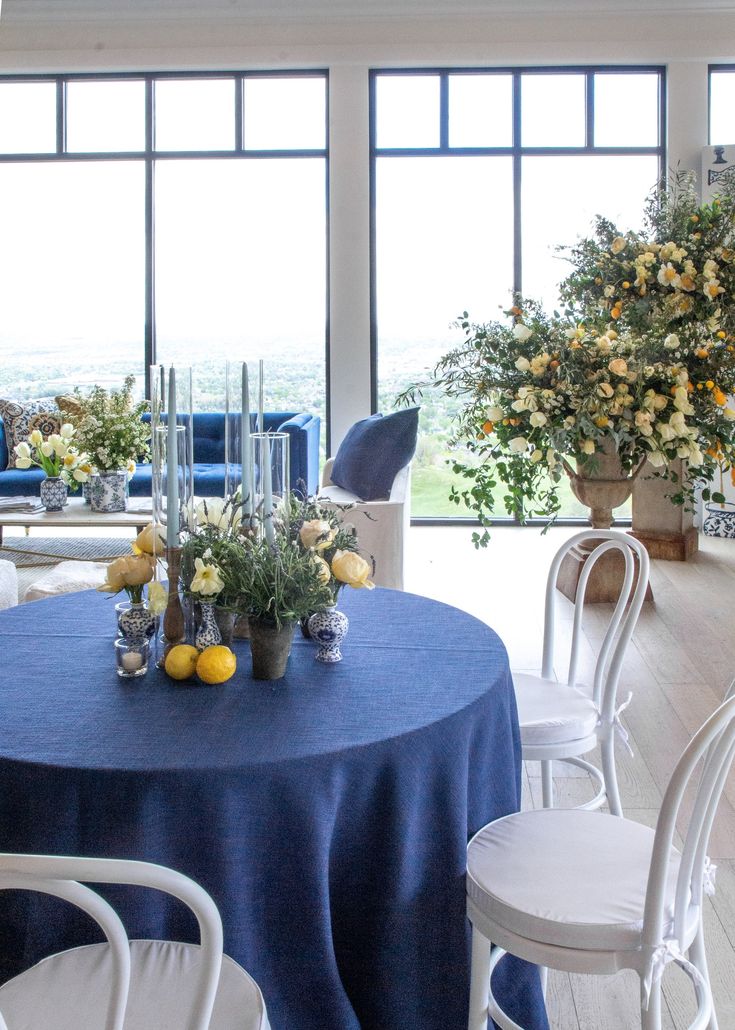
left=642, top=692, right=735, bottom=952
left=541, top=530, right=650, bottom=714
left=0, top=854, right=225, bottom=1030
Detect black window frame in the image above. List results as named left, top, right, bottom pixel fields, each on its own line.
left=370, top=64, right=666, bottom=526
left=0, top=69, right=331, bottom=447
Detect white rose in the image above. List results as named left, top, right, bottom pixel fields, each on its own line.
left=486, top=406, right=504, bottom=422
left=664, top=333, right=680, bottom=350
left=530, top=449, right=544, bottom=463
left=647, top=449, right=667, bottom=467
left=512, top=323, right=533, bottom=343
left=508, top=436, right=528, bottom=453
left=514, top=356, right=531, bottom=371
left=529, top=411, right=547, bottom=427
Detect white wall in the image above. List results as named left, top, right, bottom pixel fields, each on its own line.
left=1, top=5, right=733, bottom=448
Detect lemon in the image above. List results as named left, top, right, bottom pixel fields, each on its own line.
left=196, top=645, right=237, bottom=685
left=164, top=644, right=200, bottom=681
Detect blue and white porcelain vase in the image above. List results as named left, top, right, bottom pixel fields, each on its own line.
left=703, top=502, right=735, bottom=539
left=90, top=470, right=128, bottom=513
left=82, top=478, right=93, bottom=504
left=195, top=602, right=222, bottom=651
left=39, top=475, right=68, bottom=512
left=307, top=606, right=349, bottom=664
left=117, top=601, right=155, bottom=643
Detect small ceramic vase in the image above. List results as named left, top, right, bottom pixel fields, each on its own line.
left=307, top=606, right=349, bottom=663
left=195, top=601, right=222, bottom=651
left=39, top=476, right=68, bottom=512
left=117, top=601, right=155, bottom=643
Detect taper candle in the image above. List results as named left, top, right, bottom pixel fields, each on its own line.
left=258, top=359, right=264, bottom=435
left=166, top=367, right=179, bottom=548
left=262, top=435, right=275, bottom=545
left=241, top=363, right=252, bottom=521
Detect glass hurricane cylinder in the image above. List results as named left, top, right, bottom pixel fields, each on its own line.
left=252, top=431, right=289, bottom=543
left=150, top=364, right=194, bottom=547
left=224, top=360, right=256, bottom=526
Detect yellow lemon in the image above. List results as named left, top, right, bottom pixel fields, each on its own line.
left=164, top=644, right=200, bottom=681
left=196, top=645, right=237, bottom=685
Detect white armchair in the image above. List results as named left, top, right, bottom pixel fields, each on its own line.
left=318, top=458, right=411, bottom=590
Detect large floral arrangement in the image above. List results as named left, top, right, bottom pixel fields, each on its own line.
left=14, top=424, right=92, bottom=491
left=70, top=375, right=150, bottom=473
left=401, top=172, right=735, bottom=544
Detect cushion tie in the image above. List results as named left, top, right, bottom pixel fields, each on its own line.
left=598, top=691, right=634, bottom=757
left=642, top=938, right=706, bottom=1010
left=703, top=855, right=718, bottom=897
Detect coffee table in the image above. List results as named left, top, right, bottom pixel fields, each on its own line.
left=0, top=496, right=153, bottom=552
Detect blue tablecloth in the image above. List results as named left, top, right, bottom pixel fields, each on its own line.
left=0, top=587, right=548, bottom=1030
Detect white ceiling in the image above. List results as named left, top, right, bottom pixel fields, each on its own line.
left=5, top=0, right=735, bottom=22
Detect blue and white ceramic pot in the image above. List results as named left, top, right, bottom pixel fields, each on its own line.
left=117, top=601, right=155, bottom=643
left=90, top=470, right=128, bottom=513
left=307, top=606, right=349, bottom=664
left=703, top=502, right=735, bottom=539
left=195, top=602, right=222, bottom=651
left=39, top=476, right=68, bottom=512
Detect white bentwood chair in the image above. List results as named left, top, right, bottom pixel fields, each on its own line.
left=514, top=529, right=650, bottom=816
left=0, top=854, right=270, bottom=1030
left=466, top=686, right=735, bottom=1030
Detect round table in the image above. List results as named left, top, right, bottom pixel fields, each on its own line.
left=0, top=587, right=548, bottom=1030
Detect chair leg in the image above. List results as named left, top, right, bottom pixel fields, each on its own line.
left=467, top=926, right=491, bottom=1030
left=640, top=975, right=663, bottom=1030
left=541, top=760, right=554, bottom=808
left=689, top=924, right=718, bottom=1030
left=601, top=737, right=623, bottom=817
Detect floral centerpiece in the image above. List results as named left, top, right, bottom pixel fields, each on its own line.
left=400, top=171, right=735, bottom=545
left=69, top=375, right=151, bottom=473
left=14, top=425, right=91, bottom=488
left=284, top=493, right=375, bottom=601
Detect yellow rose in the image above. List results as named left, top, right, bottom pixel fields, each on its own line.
left=98, top=554, right=155, bottom=593
left=610, top=236, right=627, bottom=254
left=147, top=580, right=168, bottom=615
left=608, top=358, right=628, bottom=376
left=331, top=550, right=374, bottom=590
left=299, top=519, right=335, bottom=551
left=132, top=522, right=166, bottom=556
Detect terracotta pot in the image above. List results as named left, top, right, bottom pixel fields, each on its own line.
left=248, top=618, right=296, bottom=681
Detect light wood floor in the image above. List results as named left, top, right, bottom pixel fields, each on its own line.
left=406, top=525, right=735, bottom=1030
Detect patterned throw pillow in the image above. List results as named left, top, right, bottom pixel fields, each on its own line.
left=0, top=398, right=62, bottom=469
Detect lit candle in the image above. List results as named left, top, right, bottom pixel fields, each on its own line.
left=241, top=363, right=252, bottom=522
left=121, top=650, right=144, bottom=672
left=262, top=434, right=275, bottom=545
left=166, top=367, right=179, bottom=548
left=258, top=359, right=264, bottom=436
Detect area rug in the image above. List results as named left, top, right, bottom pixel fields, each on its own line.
left=0, top=537, right=131, bottom=568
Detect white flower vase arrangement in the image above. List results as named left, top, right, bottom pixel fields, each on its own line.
left=69, top=376, right=150, bottom=514
left=14, top=425, right=92, bottom=512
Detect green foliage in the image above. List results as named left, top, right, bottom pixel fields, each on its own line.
left=70, top=375, right=151, bottom=471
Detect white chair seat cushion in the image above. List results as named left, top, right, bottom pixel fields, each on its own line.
left=0, top=558, right=18, bottom=610
left=514, top=673, right=600, bottom=746
left=318, top=483, right=362, bottom=505
left=0, top=939, right=270, bottom=1030
left=467, top=809, right=681, bottom=952
left=23, top=560, right=110, bottom=602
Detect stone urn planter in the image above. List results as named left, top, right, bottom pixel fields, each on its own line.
left=248, top=617, right=296, bottom=681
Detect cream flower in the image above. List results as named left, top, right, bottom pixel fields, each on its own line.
left=299, top=519, right=336, bottom=551
left=580, top=439, right=596, bottom=455
left=514, top=356, right=531, bottom=372
left=40, top=441, right=55, bottom=457
left=147, top=580, right=168, bottom=616
left=60, top=423, right=75, bottom=440
left=486, top=405, right=504, bottom=422
left=608, top=358, right=628, bottom=376
left=311, top=553, right=332, bottom=585
left=331, top=550, right=374, bottom=590
left=512, top=323, right=533, bottom=343
left=657, top=263, right=681, bottom=288
left=14, top=441, right=31, bottom=459
left=664, top=333, right=680, bottom=350
left=190, top=557, right=224, bottom=597
left=28, top=429, right=43, bottom=447
left=508, top=436, right=528, bottom=453
left=132, top=522, right=166, bottom=556
left=98, top=553, right=155, bottom=594
left=610, top=236, right=627, bottom=254
left=529, top=411, right=547, bottom=427
left=529, top=448, right=543, bottom=463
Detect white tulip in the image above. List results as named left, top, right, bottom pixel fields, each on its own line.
left=28, top=429, right=43, bottom=447
left=14, top=441, right=31, bottom=458
left=72, top=468, right=89, bottom=483
left=508, top=436, right=528, bottom=453
left=15, top=456, right=32, bottom=469
left=40, top=441, right=55, bottom=457
left=60, top=423, right=75, bottom=439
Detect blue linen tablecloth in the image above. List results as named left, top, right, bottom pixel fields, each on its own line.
left=0, top=587, right=548, bottom=1030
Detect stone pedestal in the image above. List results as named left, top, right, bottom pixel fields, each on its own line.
left=631, top=459, right=698, bottom=561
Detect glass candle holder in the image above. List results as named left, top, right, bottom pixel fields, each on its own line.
left=150, top=364, right=194, bottom=549
left=252, top=431, right=290, bottom=543
left=115, top=637, right=150, bottom=678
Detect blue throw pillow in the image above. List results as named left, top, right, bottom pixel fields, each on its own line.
left=331, top=407, right=419, bottom=501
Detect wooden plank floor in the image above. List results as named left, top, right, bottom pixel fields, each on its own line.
left=406, top=525, right=735, bottom=1030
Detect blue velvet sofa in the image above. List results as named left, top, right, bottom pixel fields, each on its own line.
left=0, top=411, right=320, bottom=499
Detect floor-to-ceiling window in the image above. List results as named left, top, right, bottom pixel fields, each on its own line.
left=710, top=66, right=735, bottom=144
left=0, top=72, right=328, bottom=438
left=372, top=67, right=665, bottom=518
